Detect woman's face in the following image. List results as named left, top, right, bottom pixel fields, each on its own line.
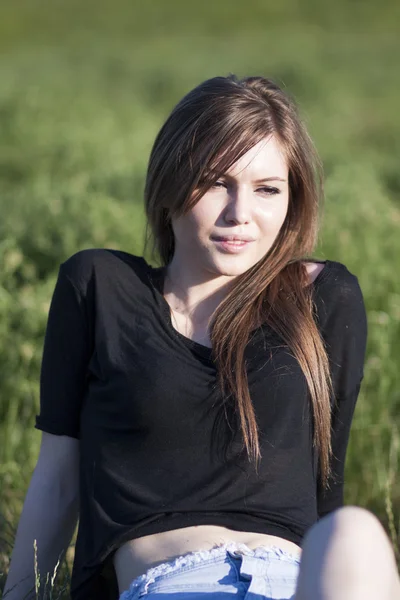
left=170, top=135, right=290, bottom=280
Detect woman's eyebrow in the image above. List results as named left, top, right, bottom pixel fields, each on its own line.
left=253, top=177, right=287, bottom=183
left=221, top=173, right=287, bottom=183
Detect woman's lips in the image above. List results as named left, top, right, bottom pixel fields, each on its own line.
left=213, top=239, right=253, bottom=253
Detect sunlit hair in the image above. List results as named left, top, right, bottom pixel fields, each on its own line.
left=143, top=74, right=333, bottom=489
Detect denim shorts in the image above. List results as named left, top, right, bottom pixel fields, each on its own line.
left=118, top=542, right=301, bottom=600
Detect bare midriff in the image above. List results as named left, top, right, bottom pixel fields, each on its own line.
left=113, top=525, right=302, bottom=594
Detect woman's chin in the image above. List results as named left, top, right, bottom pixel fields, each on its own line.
left=211, top=258, right=257, bottom=278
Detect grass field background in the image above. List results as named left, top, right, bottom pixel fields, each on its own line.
left=0, top=0, right=399, bottom=595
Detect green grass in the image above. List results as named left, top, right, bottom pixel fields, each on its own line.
left=1, top=0, right=399, bottom=595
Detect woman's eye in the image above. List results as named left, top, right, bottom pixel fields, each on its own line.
left=211, top=183, right=280, bottom=195
left=259, top=186, right=280, bottom=195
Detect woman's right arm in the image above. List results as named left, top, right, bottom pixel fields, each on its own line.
left=5, top=252, right=95, bottom=598
left=3, top=432, right=80, bottom=600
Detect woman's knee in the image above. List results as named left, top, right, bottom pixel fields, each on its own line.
left=322, top=506, right=388, bottom=542
left=304, top=506, right=394, bottom=564
left=298, top=506, right=400, bottom=598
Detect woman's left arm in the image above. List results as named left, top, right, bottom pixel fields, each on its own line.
left=316, top=266, right=368, bottom=518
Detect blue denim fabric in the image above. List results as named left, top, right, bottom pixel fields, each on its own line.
left=119, top=543, right=301, bottom=600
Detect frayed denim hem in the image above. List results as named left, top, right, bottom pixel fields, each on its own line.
left=119, top=542, right=301, bottom=600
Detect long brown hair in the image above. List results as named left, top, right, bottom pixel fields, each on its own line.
left=143, top=74, right=333, bottom=489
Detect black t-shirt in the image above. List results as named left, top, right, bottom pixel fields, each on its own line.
left=35, top=248, right=367, bottom=599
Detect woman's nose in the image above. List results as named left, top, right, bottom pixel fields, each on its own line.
left=224, top=187, right=252, bottom=225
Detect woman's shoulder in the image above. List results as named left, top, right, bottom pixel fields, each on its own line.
left=305, top=259, right=366, bottom=328
left=304, top=260, right=326, bottom=285
left=59, top=248, right=147, bottom=290
left=304, top=258, right=362, bottom=293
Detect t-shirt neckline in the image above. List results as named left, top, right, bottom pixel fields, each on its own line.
left=146, top=264, right=215, bottom=359
left=145, top=259, right=332, bottom=358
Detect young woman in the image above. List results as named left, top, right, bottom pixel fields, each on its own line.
left=5, top=75, right=400, bottom=600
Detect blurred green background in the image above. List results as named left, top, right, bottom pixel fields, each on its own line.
left=1, top=0, right=399, bottom=594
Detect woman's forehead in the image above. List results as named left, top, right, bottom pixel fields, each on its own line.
left=221, top=137, right=288, bottom=181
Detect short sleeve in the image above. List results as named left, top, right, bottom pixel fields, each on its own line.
left=35, top=259, right=94, bottom=439
left=315, top=265, right=368, bottom=518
